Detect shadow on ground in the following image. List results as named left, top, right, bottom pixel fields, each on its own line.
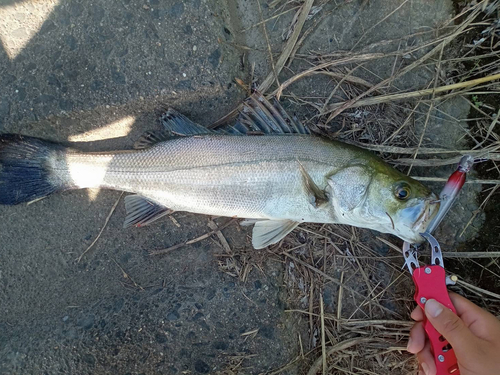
left=0, top=1, right=301, bottom=374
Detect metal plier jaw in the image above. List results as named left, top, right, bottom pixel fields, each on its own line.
left=404, top=233, right=460, bottom=375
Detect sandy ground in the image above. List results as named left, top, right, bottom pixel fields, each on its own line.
left=0, top=0, right=484, bottom=374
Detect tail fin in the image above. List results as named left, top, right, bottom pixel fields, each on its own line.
left=0, top=134, right=69, bottom=205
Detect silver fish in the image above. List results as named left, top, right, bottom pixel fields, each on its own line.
left=0, top=94, right=439, bottom=248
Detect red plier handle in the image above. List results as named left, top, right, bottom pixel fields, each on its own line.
left=403, top=155, right=475, bottom=375
left=413, top=265, right=460, bottom=374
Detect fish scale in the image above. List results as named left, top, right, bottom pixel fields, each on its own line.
left=63, top=135, right=348, bottom=222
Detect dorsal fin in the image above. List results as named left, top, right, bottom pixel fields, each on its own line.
left=230, top=92, right=310, bottom=135
left=135, top=109, right=214, bottom=149
left=136, top=92, right=309, bottom=149
left=134, top=130, right=172, bottom=149
left=161, top=109, right=213, bottom=136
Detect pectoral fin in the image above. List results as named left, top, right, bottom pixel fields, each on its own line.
left=251, top=219, right=300, bottom=249
left=298, top=162, right=328, bottom=207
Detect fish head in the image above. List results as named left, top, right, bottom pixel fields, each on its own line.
left=361, top=165, right=440, bottom=243
left=327, top=162, right=439, bottom=243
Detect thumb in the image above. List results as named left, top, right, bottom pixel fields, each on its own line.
left=424, top=299, right=475, bottom=350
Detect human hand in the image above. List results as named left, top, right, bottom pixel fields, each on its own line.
left=407, top=292, right=500, bottom=375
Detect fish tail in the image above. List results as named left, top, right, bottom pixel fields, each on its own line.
left=0, top=134, right=72, bottom=205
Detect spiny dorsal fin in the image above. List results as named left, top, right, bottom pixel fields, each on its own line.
left=123, top=195, right=171, bottom=228
left=135, top=109, right=214, bottom=149
left=230, top=91, right=310, bottom=135
left=161, top=109, right=213, bottom=136
left=251, top=219, right=300, bottom=249
left=297, top=161, right=328, bottom=207
left=134, top=130, right=172, bottom=149
left=137, top=92, right=309, bottom=148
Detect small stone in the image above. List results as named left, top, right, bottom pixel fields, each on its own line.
left=111, top=67, right=126, bottom=85
left=192, top=312, right=204, bottom=321
left=11, top=28, right=29, bottom=39
left=82, top=353, right=96, bottom=367
left=90, top=80, right=104, bottom=91
left=3, top=74, right=16, bottom=86
left=16, top=88, right=26, bottom=100
left=260, top=325, right=275, bottom=339
left=77, top=315, right=95, bottom=330
left=13, top=12, right=26, bottom=22
left=212, top=341, right=228, bottom=350
left=166, top=310, right=180, bottom=321
left=59, top=99, right=74, bottom=111
left=182, top=73, right=186, bottom=77
left=194, top=360, right=210, bottom=373
left=208, top=48, right=221, bottom=69
left=69, top=3, right=83, bottom=16
left=65, top=35, right=77, bottom=50
left=155, top=332, right=167, bottom=344
left=62, top=315, right=69, bottom=322
left=143, top=4, right=150, bottom=10
left=193, top=45, right=197, bottom=51
left=169, top=2, right=184, bottom=18
left=39, top=21, right=56, bottom=35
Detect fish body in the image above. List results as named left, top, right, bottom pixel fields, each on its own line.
left=0, top=94, right=439, bottom=248
left=65, top=135, right=345, bottom=222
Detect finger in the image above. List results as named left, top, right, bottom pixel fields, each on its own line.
left=408, top=321, right=426, bottom=354
left=424, top=299, right=477, bottom=352
left=416, top=340, right=437, bottom=375
left=411, top=305, right=424, bottom=321
left=449, top=292, right=500, bottom=339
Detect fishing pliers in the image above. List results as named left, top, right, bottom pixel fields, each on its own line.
left=402, top=155, right=476, bottom=375
left=403, top=235, right=459, bottom=375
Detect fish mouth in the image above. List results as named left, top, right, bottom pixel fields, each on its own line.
left=411, top=194, right=440, bottom=237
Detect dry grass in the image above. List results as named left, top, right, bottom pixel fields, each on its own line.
left=145, top=1, right=500, bottom=373
left=214, top=0, right=500, bottom=374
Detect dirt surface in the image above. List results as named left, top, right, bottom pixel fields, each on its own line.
left=0, top=0, right=486, bottom=374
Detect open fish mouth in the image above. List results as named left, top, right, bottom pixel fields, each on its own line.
left=411, top=194, right=440, bottom=235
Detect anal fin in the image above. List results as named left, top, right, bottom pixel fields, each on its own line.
left=124, top=195, right=171, bottom=228
left=251, top=219, right=300, bottom=249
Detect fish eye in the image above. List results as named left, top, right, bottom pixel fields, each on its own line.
left=394, top=182, right=411, bottom=200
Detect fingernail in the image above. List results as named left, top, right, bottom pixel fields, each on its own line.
left=425, top=299, right=443, bottom=318
left=422, top=362, right=430, bottom=375
left=406, top=337, right=412, bottom=351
